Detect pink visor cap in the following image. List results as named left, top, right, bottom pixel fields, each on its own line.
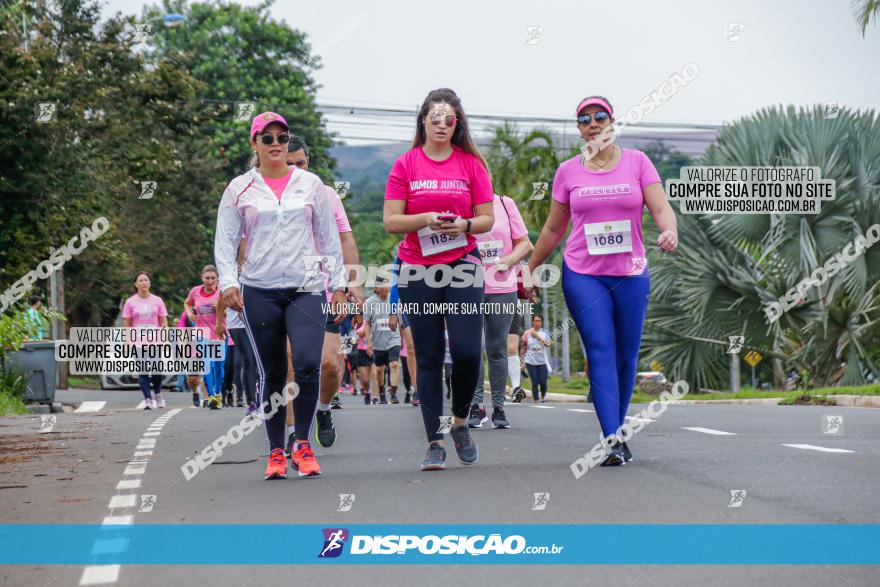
left=575, top=97, right=613, bottom=118
left=250, top=111, right=289, bottom=139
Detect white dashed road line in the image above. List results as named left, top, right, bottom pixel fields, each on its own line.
left=79, top=407, right=182, bottom=586
left=782, top=443, right=855, bottom=454
left=681, top=426, right=737, bottom=436
left=566, top=408, right=594, bottom=413
left=75, top=401, right=107, bottom=413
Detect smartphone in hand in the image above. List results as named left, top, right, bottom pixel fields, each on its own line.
left=438, top=213, right=458, bottom=222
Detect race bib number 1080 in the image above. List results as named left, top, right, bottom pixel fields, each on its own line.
left=584, top=220, right=633, bottom=255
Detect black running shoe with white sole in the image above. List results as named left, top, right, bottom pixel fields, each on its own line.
left=491, top=406, right=509, bottom=429
left=315, top=409, right=336, bottom=448
left=467, top=403, right=483, bottom=428
left=600, top=441, right=625, bottom=467
left=421, top=442, right=446, bottom=471
left=449, top=425, right=478, bottom=465
left=512, top=386, right=526, bottom=403
left=330, top=396, right=342, bottom=410
left=621, top=442, right=632, bottom=462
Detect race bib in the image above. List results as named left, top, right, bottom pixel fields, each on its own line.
left=478, top=239, right=503, bottom=265
left=375, top=318, right=390, bottom=332
left=584, top=220, right=633, bottom=255
left=417, top=226, right=467, bottom=256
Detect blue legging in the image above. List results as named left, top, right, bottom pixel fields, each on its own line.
left=204, top=339, right=227, bottom=398
left=561, top=262, right=650, bottom=439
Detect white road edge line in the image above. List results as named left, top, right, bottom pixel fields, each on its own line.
left=782, top=443, right=855, bottom=454
left=681, top=426, right=737, bottom=436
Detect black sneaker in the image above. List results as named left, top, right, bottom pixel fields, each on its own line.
left=390, top=393, right=400, bottom=404
left=315, top=409, right=336, bottom=448
left=404, top=391, right=411, bottom=404
left=421, top=442, right=446, bottom=471
left=363, top=391, right=371, bottom=405
left=621, top=442, right=632, bottom=462
left=330, top=396, right=342, bottom=410
left=491, top=406, right=510, bottom=429
left=512, top=387, right=526, bottom=403
left=379, top=391, right=388, bottom=405
left=411, top=390, right=420, bottom=406
left=449, top=425, right=478, bottom=465
left=467, top=403, right=484, bottom=428
left=586, top=390, right=593, bottom=403
left=600, top=441, right=625, bottom=467
left=192, top=392, right=200, bottom=407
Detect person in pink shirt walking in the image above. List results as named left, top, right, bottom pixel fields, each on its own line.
left=529, top=96, right=678, bottom=467
left=184, top=265, right=224, bottom=409
left=122, top=272, right=169, bottom=409
left=468, top=194, right=533, bottom=429
left=384, top=88, right=495, bottom=471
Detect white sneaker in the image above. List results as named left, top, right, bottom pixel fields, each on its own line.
left=144, top=398, right=154, bottom=410
left=155, top=394, right=166, bottom=409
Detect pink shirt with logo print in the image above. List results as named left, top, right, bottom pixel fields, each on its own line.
left=551, top=148, right=661, bottom=276
left=385, top=146, right=494, bottom=265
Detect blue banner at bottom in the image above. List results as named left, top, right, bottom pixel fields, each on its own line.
left=1, top=525, right=878, bottom=565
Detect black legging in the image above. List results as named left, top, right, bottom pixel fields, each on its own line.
left=526, top=363, right=548, bottom=400
left=229, top=328, right=256, bottom=404
left=398, top=255, right=484, bottom=442
left=221, top=343, right=235, bottom=395
left=401, top=356, right=412, bottom=392
left=241, top=285, right=324, bottom=450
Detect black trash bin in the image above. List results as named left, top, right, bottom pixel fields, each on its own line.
left=4, top=341, right=57, bottom=403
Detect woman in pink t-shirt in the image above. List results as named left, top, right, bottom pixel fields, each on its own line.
left=468, top=194, right=533, bottom=429
left=529, top=96, right=679, bottom=467
left=184, top=264, right=223, bottom=409
left=122, top=271, right=169, bottom=409
left=384, top=88, right=494, bottom=471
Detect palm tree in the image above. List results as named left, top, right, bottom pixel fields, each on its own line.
left=852, top=0, right=880, bottom=34
left=485, top=121, right=559, bottom=226
left=643, top=106, right=880, bottom=391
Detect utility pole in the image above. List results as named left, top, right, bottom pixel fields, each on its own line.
left=729, top=351, right=740, bottom=393
left=48, top=260, right=68, bottom=390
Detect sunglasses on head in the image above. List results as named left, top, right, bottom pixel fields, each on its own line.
left=576, top=112, right=610, bottom=124
left=258, top=133, right=290, bottom=145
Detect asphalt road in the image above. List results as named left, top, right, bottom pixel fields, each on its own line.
left=1, top=387, right=877, bottom=586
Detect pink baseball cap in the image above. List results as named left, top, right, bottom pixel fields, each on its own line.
left=575, top=97, right=613, bottom=118
left=250, top=111, right=289, bottom=139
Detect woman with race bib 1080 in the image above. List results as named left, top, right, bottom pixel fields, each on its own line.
left=529, top=96, right=678, bottom=467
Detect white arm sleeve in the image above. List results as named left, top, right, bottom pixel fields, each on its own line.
left=312, top=186, right=346, bottom=292
left=214, top=184, right=243, bottom=293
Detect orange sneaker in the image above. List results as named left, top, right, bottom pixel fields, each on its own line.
left=291, top=442, right=321, bottom=477
left=264, top=448, right=288, bottom=480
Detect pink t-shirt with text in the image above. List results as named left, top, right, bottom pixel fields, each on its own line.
left=385, top=146, right=494, bottom=265
left=122, top=293, right=168, bottom=328
left=551, top=149, right=661, bottom=276
left=186, top=285, right=222, bottom=340
left=476, top=195, right=529, bottom=294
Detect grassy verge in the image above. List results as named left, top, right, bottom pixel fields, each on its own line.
left=545, top=376, right=880, bottom=403
left=68, top=375, right=101, bottom=389
left=0, top=390, right=28, bottom=415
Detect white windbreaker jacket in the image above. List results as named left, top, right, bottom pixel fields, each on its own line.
left=214, top=166, right=345, bottom=294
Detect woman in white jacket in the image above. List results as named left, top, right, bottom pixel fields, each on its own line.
left=214, top=111, right=346, bottom=480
